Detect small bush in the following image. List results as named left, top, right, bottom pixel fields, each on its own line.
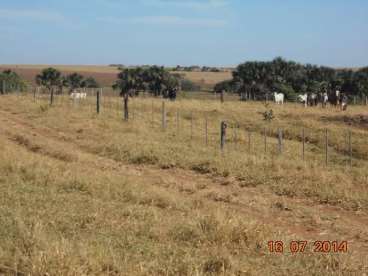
left=202, top=256, right=231, bottom=274
left=181, top=79, right=201, bottom=91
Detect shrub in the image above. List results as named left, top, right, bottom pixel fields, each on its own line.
left=181, top=79, right=201, bottom=91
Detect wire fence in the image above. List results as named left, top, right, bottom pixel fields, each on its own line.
left=12, top=86, right=368, bottom=171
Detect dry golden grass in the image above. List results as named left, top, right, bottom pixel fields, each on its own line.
left=0, top=94, right=367, bottom=275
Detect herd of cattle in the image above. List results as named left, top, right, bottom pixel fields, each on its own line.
left=68, top=89, right=349, bottom=111
left=274, top=90, right=349, bottom=110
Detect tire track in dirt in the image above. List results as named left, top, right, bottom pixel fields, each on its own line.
left=0, top=108, right=368, bottom=257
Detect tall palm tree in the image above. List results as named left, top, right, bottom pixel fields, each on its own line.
left=65, top=73, right=84, bottom=92
left=35, top=68, right=62, bottom=105
left=113, top=68, right=140, bottom=120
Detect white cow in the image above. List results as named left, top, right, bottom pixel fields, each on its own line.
left=274, top=92, right=284, bottom=105
left=336, top=90, right=341, bottom=106
left=70, top=92, right=87, bottom=100
left=298, top=93, right=308, bottom=107
left=322, top=92, right=328, bottom=108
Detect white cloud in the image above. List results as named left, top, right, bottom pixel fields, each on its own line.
left=98, top=15, right=226, bottom=27
left=0, top=9, right=65, bottom=22
left=98, top=16, right=226, bottom=28
left=142, top=0, right=228, bottom=10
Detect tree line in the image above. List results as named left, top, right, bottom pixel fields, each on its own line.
left=113, top=66, right=182, bottom=97
left=215, top=57, right=368, bottom=101
left=35, top=68, right=100, bottom=94
left=1, top=67, right=100, bottom=95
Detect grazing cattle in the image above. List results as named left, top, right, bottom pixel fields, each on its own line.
left=274, top=92, right=284, bottom=105
left=336, top=90, right=341, bottom=106
left=70, top=92, right=87, bottom=100
left=308, top=93, right=318, bottom=106
left=298, top=94, right=308, bottom=107
left=322, top=92, right=329, bottom=108
left=341, top=94, right=348, bottom=111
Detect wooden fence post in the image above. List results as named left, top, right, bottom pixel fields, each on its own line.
left=162, top=101, right=166, bottom=130
left=220, top=90, right=224, bottom=103
left=123, top=93, right=129, bottom=121
left=354, top=96, right=357, bottom=105
left=220, top=121, right=227, bottom=151
left=33, top=87, right=37, bottom=102
left=325, top=129, right=329, bottom=166
left=96, top=89, right=101, bottom=114
left=50, top=87, right=54, bottom=106
left=278, top=128, right=283, bottom=155
left=365, top=96, right=368, bottom=106
left=1, top=80, right=5, bottom=94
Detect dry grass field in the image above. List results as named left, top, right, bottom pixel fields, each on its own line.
left=0, top=92, right=367, bottom=275
left=0, top=65, right=232, bottom=89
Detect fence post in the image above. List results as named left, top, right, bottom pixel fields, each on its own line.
left=50, top=87, right=54, bottom=106
left=96, top=89, right=101, bottom=114
left=348, top=130, right=352, bottom=168
left=278, top=128, right=283, bottom=155
left=365, top=96, right=368, bottom=106
left=205, top=117, right=208, bottom=146
left=302, top=128, right=305, bottom=161
left=325, top=129, right=329, bottom=166
left=354, top=96, right=357, bottom=105
left=33, top=87, right=37, bottom=102
left=123, top=93, right=129, bottom=121
left=162, top=101, right=166, bottom=130
left=220, top=121, right=227, bottom=151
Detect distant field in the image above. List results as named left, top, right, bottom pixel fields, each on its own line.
left=0, top=65, right=233, bottom=89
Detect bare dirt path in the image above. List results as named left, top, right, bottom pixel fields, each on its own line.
left=0, top=106, right=367, bottom=259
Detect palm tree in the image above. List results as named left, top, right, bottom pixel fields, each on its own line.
left=35, top=68, right=62, bottom=105
left=82, top=77, right=99, bottom=88
left=65, top=73, right=84, bottom=92
left=113, top=68, right=140, bottom=120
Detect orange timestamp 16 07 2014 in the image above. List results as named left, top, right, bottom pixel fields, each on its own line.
left=268, top=241, right=348, bottom=254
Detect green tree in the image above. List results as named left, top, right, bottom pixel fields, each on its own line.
left=65, top=73, right=84, bottom=92
left=35, top=68, right=62, bottom=93
left=113, top=68, right=141, bottom=120
left=0, top=70, right=26, bottom=94
left=82, top=77, right=99, bottom=88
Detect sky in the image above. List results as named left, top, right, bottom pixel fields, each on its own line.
left=0, top=0, right=367, bottom=67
